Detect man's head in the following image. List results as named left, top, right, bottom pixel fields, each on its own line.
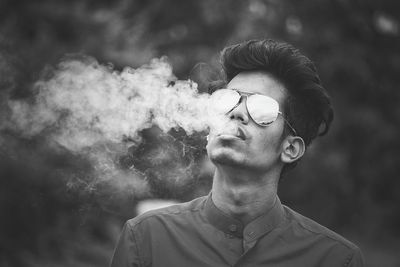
left=207, top=39, right=333, bottom=175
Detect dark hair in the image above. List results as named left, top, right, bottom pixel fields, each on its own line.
left=212, top=39, right=333, bottom=147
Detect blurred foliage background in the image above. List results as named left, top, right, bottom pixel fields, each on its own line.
left=1, top=0, right=399, bottom=266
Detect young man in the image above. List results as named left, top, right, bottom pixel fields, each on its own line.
left=110, top=39, right=364, bottom=266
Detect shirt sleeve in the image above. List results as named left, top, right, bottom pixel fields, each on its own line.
left=345, top=247, right=365, bottom=267
left=110, top=222, right=142, bottom=267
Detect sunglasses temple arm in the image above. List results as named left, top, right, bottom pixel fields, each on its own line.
left=278, top=112, right=298, bottom=136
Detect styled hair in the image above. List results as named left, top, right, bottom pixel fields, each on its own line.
left=213, top=39, right=334, bottom=147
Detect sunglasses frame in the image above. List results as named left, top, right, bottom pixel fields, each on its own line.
left=218, top=88, right=298, bottom=136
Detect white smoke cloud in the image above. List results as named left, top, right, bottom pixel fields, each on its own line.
left=8, top=56, right=213, bottom=151
left=4, top=56, right=230, bottom=197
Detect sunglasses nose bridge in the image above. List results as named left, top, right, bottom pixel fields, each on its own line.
left=228, top=94, right=250, bottom=124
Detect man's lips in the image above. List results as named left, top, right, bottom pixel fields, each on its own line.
left=217, top=127, right=247, bottom=140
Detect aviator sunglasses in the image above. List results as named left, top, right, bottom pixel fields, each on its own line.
left=210, top=89, right=297, bottom=135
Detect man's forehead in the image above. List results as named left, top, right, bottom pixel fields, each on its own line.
left=227, top=71, right=288, bottom=104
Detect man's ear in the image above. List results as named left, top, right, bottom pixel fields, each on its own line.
left=281, top=136, right=305, bottom=164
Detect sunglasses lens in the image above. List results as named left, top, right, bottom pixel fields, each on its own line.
left=209, top=89, right=241, bottom=114
left=247, top=95, right=279, bottom=125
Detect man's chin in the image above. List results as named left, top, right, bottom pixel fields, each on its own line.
left=208, top=151, right=246, bottom=167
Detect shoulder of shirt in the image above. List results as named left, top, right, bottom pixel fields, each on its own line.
left=126, top=195, right=208, bottom=228
left=283, top=205, right=359, bottom=251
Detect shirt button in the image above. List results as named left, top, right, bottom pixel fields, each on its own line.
left=228, top=224, right=237, bottom=232
left=226, top=233, right=234, bottom=239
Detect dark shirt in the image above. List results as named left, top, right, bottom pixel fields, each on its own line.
left=110, top=194, right=364, bottom=267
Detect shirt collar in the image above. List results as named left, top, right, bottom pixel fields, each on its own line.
left=202, top=193, right=286, bottom=239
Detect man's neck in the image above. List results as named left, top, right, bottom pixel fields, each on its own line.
left=211, top=165, right=279, bottom=225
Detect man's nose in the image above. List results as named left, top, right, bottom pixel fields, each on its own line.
left=228, top=98, right=250, bottom=124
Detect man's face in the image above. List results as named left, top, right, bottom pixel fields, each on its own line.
left=206, top=70, right=288, bottom=173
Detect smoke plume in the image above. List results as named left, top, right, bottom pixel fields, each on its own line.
left=2, top=55, right=229, bottom=198
left=8, top=56, right=213, bottom=149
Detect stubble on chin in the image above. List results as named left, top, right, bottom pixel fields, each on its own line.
left=208, top=147, right=247, bottom=168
